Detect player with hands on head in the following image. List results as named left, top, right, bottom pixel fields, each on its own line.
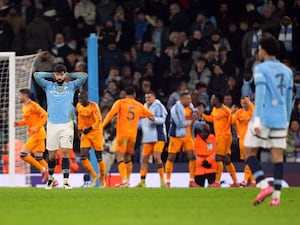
left=34, top=63, right=87, bottom=189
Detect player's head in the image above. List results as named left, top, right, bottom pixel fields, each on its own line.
left=180, top=91, right=191, bottom=107
left=145, top=91, right=156, bottom=105
left=53, top=64, right=67, bottom=85
left=125, top=86, right=136, bottom=97
left=18, top=88, right=31, bottom=103
left=211, top=92, right=224, bottom=107
left=258, top=36, right=279, bottom=60
left=78, top=90, right=89, bottom=106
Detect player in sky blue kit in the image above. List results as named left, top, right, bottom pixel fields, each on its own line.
left=34, top=64, right=87, bottom=189
left=244, top=37, right=293, bottom=206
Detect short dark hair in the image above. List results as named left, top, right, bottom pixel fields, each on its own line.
left=54, top=64, right=67, bottom=73
left=19, top=88, right=31, bottom=97
left=214, top=92, right=224, bottom=103
left=125, top=87, right=136, bottom=95
left=145, top=91, right=156, bottom=96
left=259, top=37, right=279, bottom=56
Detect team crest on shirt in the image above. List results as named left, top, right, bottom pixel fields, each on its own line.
left=49, top=85, right=70, bottom=96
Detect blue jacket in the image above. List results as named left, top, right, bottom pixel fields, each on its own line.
left=169, top=100, right=198, bottom=137
left=140, top=99, right=168, bottom=143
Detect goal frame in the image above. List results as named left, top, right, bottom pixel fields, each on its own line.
left=0, top=52, right=16, bottom=186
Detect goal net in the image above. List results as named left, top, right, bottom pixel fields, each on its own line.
left=0, top=52, right=38, bottom=186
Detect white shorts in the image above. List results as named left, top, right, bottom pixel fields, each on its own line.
left=46, top=121, right=74, bottom=151
left=244, top=122, right=287, bottom=149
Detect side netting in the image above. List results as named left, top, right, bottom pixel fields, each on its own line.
left=0, top=53, right=38, bottom=186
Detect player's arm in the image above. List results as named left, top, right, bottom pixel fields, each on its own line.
left=253, top=83, right=266, bottom=128
left=171, top=106, right=190, bottom=128
left=14, top=119, right=26, bottom=127
left=201, top=112, right=213, bottom=123
left=34, top=72, right=53, bottom=88
left=102, top=101, right=120, bottom=128
left=68, top=72, right=88, bottom=88
left=286, top=77, right=294, bottom=126
left=35, top=104, right=47, bottom=130
left=91, top=104, right=102, bottom=129
left=152, top=104, right=168, bottom=125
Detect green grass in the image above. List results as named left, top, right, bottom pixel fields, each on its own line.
left=1, top=187, right=299, bottom=225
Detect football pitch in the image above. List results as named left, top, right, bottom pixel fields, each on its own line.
left=1, top=187, right=298, bottom=225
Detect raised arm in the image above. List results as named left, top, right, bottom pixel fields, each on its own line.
left=68, top=72, right=88, bottom=88
left=34, top=72, right=53, bottom=88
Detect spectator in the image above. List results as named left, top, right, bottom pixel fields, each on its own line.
left=74, top=0, right=96, bottom=31
left=51, top=32, right=72, bottom=62
left=190, top=10, right=215, bottom=41
left=0, top=9, right=14, bottom=51
left=166, top=81, right=188, bottom=110
left=169, top=3, right=189, bottom=33
left=20, top=0, right=36, bottom=25
left=187, top=29, right=210, bottom=61
left=241, top=17, right=263, bottom=68
left=134, top=41, right=157, bottom=73
left=95, top=0, right=116, bottom=26
left=188, top=56, right=212, bottom=90
left=6, top=3, right=26, bottom=54
left=25, top=9, right=53, bottom=54
left=104, top=80, right=120, bottom=101
left=34, top=50, right=56, bottom=72
left=208, top=63, right=227, bottom=96
left=286, top=120, right=297, bottom=162
left=100, top=40, right=125, bottom=78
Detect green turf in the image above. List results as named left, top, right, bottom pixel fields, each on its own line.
left=1, top=187, right=298, bottom=225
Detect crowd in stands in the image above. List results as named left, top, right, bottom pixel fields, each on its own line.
left=1, top=0, right=300, bottom=163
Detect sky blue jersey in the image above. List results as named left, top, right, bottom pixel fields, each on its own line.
left=253, top=59, right=293, bottom=129
left=34, top=72, right=87, bottom=124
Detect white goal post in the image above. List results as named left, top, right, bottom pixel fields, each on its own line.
left=0, top=52, right=38, bottom=186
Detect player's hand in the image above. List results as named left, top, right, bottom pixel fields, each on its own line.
left=83, top=127, right=92, bottom=135
left=202, top=160, right=212, bottom=169
left=13, top=122, right=18, bottom=127
left=254, top=127, right=261, bottom=136
left=30, top=127, right=37, bottom=133
left=78, top=130, right=83, bottom=138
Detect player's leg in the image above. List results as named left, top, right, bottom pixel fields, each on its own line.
left=81, top=147, right=98, bottom=187
left=95, top=150, right=106, bottom=187
left=165, top=137, right=181, bottom=187
left=114, top=137, right=128, bottom=186
left=92, top=132, right=106, bottom=187
left=186, top=149, right=199, bottom=187
left=224, top=155, right=239, bottom=187
left=211, top=154, right=223, bottom=187
left=136, top=143, right=152, bottom=187
left=21, top=136, right=47, bottom=173
left=268, top=130, right=286, bottom=206
left=45, top=149, right=58, bottom=189
left=183, top=136, right=198, bottom=187
left=240, top=139, right=255, bottom=187
left=45, top=122, right=59, bottom=189
left=124, top=137, right=135, bottom=183
left=244, top=123, right=273, bottom=205
left=223, top=135, right=238, bottom=186
left=60, top=121, right=75, bottom=189
left=153, top=142, right=165, bottom=187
